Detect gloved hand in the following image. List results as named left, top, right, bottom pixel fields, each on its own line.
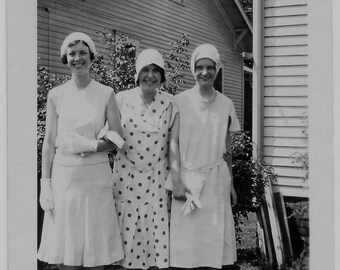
left=105, top=131, right=125, bottom=149
left=181, top=192, right=202, bottom=216
left=60, top=133, right=98, bottom=154
left=179, top=170, right=206, bottom=215
left=39, top=178, right=54, bottom=213
left=172, top=178, right=190, bottom=202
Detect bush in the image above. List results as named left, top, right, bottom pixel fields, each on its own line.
left=37, top=61, right=69, bottom=177
left=231, top=131, right=276, bottom=241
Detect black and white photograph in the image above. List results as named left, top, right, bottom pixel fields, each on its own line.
left=2, top=0, right=339, bottom=269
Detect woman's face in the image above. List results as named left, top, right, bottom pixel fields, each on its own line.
left=66, top=41, right=92, bottom=75
left=194, top=58, right=218, bottom=89
left=138, top=64, right=162, bottom=93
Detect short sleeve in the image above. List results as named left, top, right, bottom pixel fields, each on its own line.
left=229, top=101, right=241, bottom=132
left=170, top=100, right=179, bottom=127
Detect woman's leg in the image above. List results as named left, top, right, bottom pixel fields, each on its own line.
left=83, top=266, right=104, bottom=270
left=59, top=265, right=82, bottom=270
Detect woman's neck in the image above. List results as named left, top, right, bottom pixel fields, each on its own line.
left=198, top=85, right=215, bottom=99
left=71, top=74, right=92, bottom=89
left=140, top=88, right=157, bottom=105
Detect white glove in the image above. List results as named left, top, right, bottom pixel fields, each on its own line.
left=106, top=131, right=124, bottom=149
left=181, top=192, right=202, bottom=216
left=39, top=178, right=54, bottom=212
left=60, top=134, right=98, bottom=154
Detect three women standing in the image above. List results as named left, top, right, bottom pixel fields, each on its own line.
left=38, top=32, right=124, bottom=269
left=38, top=34, right=239, bottom=269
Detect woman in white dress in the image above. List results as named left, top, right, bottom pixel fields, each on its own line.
left=168, top=44, right=241, bottom=269
left=38, top=32, right=124, bottom=270
left=112, top=49, right=177, bottom=269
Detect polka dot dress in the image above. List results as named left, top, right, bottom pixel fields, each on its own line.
left=113, top=87, right=175, bottom=269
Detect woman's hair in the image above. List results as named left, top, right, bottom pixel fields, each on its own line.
left=135, top=48, right=166, bottom=85
left=61, top=40, right=95, bottom=64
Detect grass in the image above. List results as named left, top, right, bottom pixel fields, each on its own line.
left=236, top=212, right=267, bottom=270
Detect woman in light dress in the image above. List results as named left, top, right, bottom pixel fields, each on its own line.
left=168, top=44, right=241, bottom=269
left=38, top=32, right=124, bottom=270
left=112, top=48, right=177, bottom=270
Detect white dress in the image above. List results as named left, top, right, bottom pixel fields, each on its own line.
left=168, top=85, right=241, bottom=268
left=37, top=80, right=124, bottom=267
left=112, top=87, right=176, bottom=269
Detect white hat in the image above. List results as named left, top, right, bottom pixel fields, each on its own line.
left=190, top=44, right=222, bottom=76
left=60, top=32, right=96, bottom=58
left=135, top=48, right=165, bottom=83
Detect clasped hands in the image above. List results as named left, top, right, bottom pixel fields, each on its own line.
left=172, top=179, right=202, bottom=216
left=59, top=130, right=124, bottom=157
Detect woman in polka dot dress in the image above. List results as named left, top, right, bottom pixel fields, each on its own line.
left=112, top=49, right=176, bottom=269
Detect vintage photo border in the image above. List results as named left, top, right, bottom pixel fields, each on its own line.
left=3, top=0, right=340, bottom=269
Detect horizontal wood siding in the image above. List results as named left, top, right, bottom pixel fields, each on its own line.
left=263, top=0, right=308, bottom=197
left=37, top=0, right=244, bottom=124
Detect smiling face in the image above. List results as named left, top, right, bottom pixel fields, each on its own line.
left=66, top=41, right=92, bottom=76
left=138, top=64, right=162, bottom=93
left=194, top=58, right=218, bottom=89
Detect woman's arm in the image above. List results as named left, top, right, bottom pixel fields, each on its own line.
left=169, top=113, right=189, bottom=201
left=41, top=94, right=58, bottom=179
left=96, top=91, right=124, bottom=152
left=40, top=93, right=58, bottom=213
left=226, top=116, right=237, bottom=207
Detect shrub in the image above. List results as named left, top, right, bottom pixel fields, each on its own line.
left=231, top=131, right=276, bottom=241
left=161, top=33, right=190, bottom=95
left=37, top=61, right=69, bottom=177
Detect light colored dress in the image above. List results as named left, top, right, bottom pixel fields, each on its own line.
left=37, top=80, right=124, bottom=267
left=168, top=85, right=241, bottom=268
left=112, top=87, right=176, bottom=269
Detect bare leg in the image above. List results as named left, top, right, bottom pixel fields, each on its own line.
left=60, top=265, right=83, bottom=270
left=83, top=266, right=104, bottom=270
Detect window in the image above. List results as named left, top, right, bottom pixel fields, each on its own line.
left=213, top=65, right=224, bottom=93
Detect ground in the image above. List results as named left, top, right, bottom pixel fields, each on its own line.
left=237, top=212, right=267, bottom=270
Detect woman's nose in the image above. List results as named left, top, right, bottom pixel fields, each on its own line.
left=202, top=68, right=208, bottom=75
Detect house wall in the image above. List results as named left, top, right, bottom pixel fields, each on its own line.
left=255, top=0, right=309, bottom=197
left=37, top=0, right=245, bottom=124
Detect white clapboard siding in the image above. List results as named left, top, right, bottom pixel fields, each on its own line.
left=37, top=0, right=244, bottom=123
left=264, top=46, right=307, bottom=57
left=265, top=36, right=307, bottom=47
left=264, top=117, right=307, bottom=127
left=262, top=0, right=308, bottom=197
left=264, top=65, right=307, bottom=76
left=265, top=0, right=307, bottom=7
left=263, top=137, right=308, bottom=148
left=265, top=15, right=307, bottom=27
left=263, top=146, right=307, bottom=158
left=264, top=86, right=308, bottom=97
left=264, top=107, right=307, bottom=118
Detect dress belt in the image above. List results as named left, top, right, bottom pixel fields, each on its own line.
left=116, top=153, right=167, bottom=173
left=180, top=158, right=225, bottom=174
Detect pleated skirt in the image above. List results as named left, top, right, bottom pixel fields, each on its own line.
left=38, top=161, right=124, bottom=267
